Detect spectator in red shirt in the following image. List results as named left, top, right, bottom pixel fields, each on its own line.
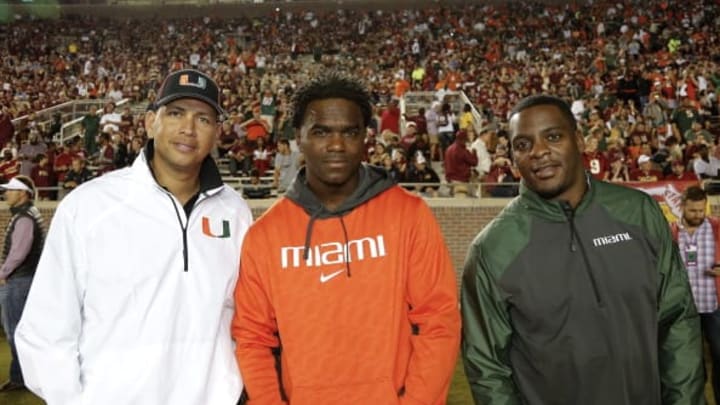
left=665, top=159, right=698, bottom=181
left=406, top=107, right=427, bottom=136
left=228, top=137, right=253, bottom=177
left=217, top=121, right=239, bottom=158
left=95, top=133, right=115, bottom=175
left=0, top=107, right=13, bottom=150
left=582, top=137, right=610, bottom=180
left=30, top=153, right=55, bottom=200
left=444, top=130, right=478, bottom=183
left=607, top=151, right=631, bottom=183
left=631, top=154, right=663, bottom=182
left=53, top=145, right=74, bottom=183
left=379, top=98, right=400, bottom=135
left=0, top=149, right=19, bottom=182
left=400, top=121, right=418, bottom=151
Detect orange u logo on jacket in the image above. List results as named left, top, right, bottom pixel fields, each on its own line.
left=202, top=217, right=230, bottom=238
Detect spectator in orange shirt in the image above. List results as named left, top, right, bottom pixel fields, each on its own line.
left=239, top=107, right=270, bottom=143
left=394, top=77, right=410, bottom=98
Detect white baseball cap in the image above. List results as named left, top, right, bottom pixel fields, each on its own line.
left=0, top=177, right=33, bottom=194
left=637, top=154, right=651, bottom=165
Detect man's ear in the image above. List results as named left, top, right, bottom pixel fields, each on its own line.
left=296, top=128, right=304, bottom=153
left=575, top=130, right=585, bottom=152
left=213, top=120, right=222, bottom=141
left=144, top=110, right=157, bottom=138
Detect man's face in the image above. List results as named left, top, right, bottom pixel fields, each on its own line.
left=298, top=98, right=365, bottom=197
left=683, top=199, right=706, bottom=227
left=3, top=189, right=26, bottom=208
left=510, top=104, right=586, bottom=202
left=145, top=98, right=219, bottom=176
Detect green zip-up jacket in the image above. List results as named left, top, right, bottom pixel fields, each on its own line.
left=461, top=176, right=705, bottom=405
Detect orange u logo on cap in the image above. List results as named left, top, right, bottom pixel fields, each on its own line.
left=179, top=74, right=207, bottom=89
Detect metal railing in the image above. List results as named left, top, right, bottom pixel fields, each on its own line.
left=57, top=99, right=133, bottom=144
left=29, top=179, right=720, bottom=202
left=400, top=91, right=487, bottom=136
left=10, top=98, right=132, bottom=145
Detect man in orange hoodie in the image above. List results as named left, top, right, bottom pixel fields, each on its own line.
left=232, top=72, right=460, bottom=405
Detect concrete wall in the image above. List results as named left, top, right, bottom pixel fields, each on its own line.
left=5, top=196, right=720, bottom=290
left=0, top=198, right=505, bottom=290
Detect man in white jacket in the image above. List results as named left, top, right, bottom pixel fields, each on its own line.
left=14, top=69, right=253, bottom=405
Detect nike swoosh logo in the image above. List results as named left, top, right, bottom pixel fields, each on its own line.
left=320, top=269, right=345, bottom=283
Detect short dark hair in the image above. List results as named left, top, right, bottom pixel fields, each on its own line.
left=291, top=71, right=372, bottom=129
left=682, top=185, right=707, bottom=203
left=509, top=94, right=576, bottom=132
left=278, top=139, right=290, bottom=146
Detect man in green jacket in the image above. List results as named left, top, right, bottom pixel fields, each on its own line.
left=461, top=94, right=705, bottom=405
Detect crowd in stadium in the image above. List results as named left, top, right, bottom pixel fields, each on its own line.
left=0, top=0, right=719, bottom=198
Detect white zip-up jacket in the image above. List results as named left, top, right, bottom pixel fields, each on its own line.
left=15, top=146, right=253, bottom=405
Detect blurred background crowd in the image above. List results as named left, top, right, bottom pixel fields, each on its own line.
left=1, top=0, right=719, bottom=198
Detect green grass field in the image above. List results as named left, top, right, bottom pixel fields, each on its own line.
left=2, top=331, right=715, bottom=405
left=0, top=333, right=474, bottom=404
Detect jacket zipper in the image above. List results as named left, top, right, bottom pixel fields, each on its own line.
left=560, top=201, right=603, bottom=307
left=167, top=193, right=190, bottom=272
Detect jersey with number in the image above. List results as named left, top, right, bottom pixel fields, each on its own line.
left=583, top=151, right=610, bottom=180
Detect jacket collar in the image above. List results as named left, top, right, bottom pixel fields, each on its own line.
left=517, top=172, right=596, bottom=221
left=10, top=201, right=33, bottom=216
left=134, top=139, right=224, bottom=196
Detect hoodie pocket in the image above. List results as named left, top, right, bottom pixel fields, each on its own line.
left=290, top=379, right=400, bottom=405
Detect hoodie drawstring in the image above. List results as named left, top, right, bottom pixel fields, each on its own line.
left=302, top=210, right=321, bottom=261
left=302, top=211, right=353, bottom=278
left=339, top=216, right=352, bottom=277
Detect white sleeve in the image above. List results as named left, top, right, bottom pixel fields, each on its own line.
left=693, top=159, right=707, bottom=178
left=478, top=148, right=492, bottom=175
left=15, top=202, right=85, bottom=405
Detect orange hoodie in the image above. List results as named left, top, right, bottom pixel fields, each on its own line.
left=232, top=166, right=460, bottom=405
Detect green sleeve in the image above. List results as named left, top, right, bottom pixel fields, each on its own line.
left=461, top=241, right=522, bottom=405
left=651, top=197, right=706, bottom=404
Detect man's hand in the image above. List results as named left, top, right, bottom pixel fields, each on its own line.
left=704, top=266, right=720, bottom=277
